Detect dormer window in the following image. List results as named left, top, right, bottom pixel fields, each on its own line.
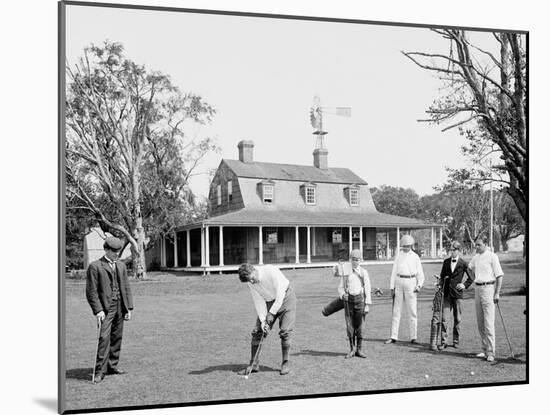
left=350, top=189, right=359, bottom=206
left=227, top=180, right=233, bottom=202
left=217, top=185, right=222, bottom=206
left=300, top=182, right=317, bottom=205
left=258, top=180, right=275, bottom=204
left=345, top=185, right=360, bottom=206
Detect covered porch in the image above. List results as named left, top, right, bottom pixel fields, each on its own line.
left=160, top=213, right=444, bottom=273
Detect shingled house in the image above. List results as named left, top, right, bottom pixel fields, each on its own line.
left=159, top=141, right=444, bottom=272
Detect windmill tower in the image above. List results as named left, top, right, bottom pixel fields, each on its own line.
left=309, top=94, right=351, bottom=150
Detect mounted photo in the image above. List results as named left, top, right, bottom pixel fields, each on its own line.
left=59, top=1, right=528, bottom=413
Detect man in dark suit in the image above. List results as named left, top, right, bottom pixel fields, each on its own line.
left=433, top=241, right=474, bottom=350
left=86, top=236, right=134, bottom=383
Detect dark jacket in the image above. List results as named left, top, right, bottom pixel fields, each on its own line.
left=86, top=257, right=134, bottom=315
left=439, top=256, right=474, bottom=299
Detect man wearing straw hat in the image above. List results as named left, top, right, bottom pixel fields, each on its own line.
left=385, top=234, right=424, bottom=344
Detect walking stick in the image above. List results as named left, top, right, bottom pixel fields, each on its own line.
left=497, top=302, right=516, bottom=359
left=91, top=319, right=102, bottom=383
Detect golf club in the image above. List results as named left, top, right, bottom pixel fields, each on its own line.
left=91, top=319, right=102, bottom=383
left=244, top=328, right=268, bottom=377
left=497, top=302, right=516, bottom=359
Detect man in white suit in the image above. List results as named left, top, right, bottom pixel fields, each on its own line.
left=385, top=235, right=425, bottom=344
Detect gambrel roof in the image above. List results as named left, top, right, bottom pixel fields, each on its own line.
left=223, top=159, right=367, bottom=185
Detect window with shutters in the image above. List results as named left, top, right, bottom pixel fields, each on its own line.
left=227, top=180, right=233, bottom=202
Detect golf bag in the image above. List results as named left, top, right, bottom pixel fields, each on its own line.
left=429, top=287, right=444, bottom=348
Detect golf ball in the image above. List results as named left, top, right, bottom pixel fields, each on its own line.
left=470, top=371, right=475, bottom=376
left=244, top=375, right=249, bottom=379
left=424, top=374, right=429, bottom=379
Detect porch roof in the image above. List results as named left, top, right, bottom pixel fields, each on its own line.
left=178, top=208, right=442, bottom=230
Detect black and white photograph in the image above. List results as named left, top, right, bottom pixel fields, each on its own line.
left=58, top=0, right=530, bottom=413
left=6, top=0, right=549, bottom=414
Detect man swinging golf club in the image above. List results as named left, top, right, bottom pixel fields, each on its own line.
left=237, top=263, right=297, bottom=376
left=385, top=234, right=424, bottom=344
left=86, top=237, right=134, bottom=383
left=336, top=249, right=371, bottom=358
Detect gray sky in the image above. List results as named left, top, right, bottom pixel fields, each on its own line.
left=66, top=4, right=500, bottom=198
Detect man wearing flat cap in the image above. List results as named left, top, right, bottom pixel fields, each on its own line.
left=430, top=241, right=474, bottom=351
left=86, top=236, right=134, bottom=383
left=335, top=249, right=371, bottom=359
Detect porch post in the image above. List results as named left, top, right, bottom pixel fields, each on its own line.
left=306, top=226, right=311, bottom=264
left=439, top=227, right=443, bottom=256
left=205, top=226, right=210, bottom=267
left=200, top=228, right=205, bottom=267
left=386, top=231, right=390, bottom=259
left=186, top=230, right=191, bottom=267
left=396, top=227, right=400, bottom=255
left=295, top=226, right=299, bottom=264
left=219, top=226, right=224, bottom=266
left=258, top=226, right=263, bottom=265
left=161, top=236, right=166, bottom=267
left=349, top=226, right=353, bottom=257
left=173, top=231, right=178, bottom=268
left=359, top=227, right=363, bottom=259
left=431, top=227, right=435, bottom=258
left=311, top=227, right=316, bottom=256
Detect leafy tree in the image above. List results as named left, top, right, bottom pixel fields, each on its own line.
left=403, top=30, right=527, bottom=222
left=493, top=189, right=525, bottom=251
left=371, top=185, right=420, bottom=217
left=66, top=41, right=217, bottom=278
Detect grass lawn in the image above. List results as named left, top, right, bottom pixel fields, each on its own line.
left=63, top=257, right=527, bottom=412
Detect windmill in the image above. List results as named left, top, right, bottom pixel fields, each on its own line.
left=309, top=94, right=351, bottom=149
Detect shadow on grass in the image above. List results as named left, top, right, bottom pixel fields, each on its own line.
left=66, top=368, right=93, bottom=381
left=492, top=353, right=526, bottom=365
left=292, top=349, right=347, bottom=357
left=189, top=364, right=279, bottom=375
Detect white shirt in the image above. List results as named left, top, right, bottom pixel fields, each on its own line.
left=247, top=265, right=290, bottom=322
left=103, top=255, right=116, bottom=270
left=468, top=250, right=504, bottom=283
left=450, top=256, right=459, bottom=273
left=337, top=264, right=372, bottom=305
left=390, top=250, right=425, bottom=289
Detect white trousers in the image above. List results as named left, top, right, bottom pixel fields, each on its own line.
left=474, top=285, right=496, bottom=357
left=390, top=277, right=417, bottom=340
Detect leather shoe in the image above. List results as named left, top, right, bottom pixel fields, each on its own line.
left=430, top=345, right=438, bottom=351
left=237, top=363, right=259, bottom=376
left=384, top=338, right=396, bottom=344
left=437, top=343, right=447, bottom=351
left=410, top=339, right=418, bottom=344
left=280, top=361, right=290, bottom=375
left=452, top=343, right=459, bottom=348
left=93, top=373, right=105, bottom=383
left=107, top=367, right=126, bottom=375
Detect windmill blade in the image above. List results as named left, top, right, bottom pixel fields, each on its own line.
left=335, top=107, right=351, bottom=117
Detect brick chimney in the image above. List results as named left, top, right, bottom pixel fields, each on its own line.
left=238, top=140, right=254, bottom=163
left=313, top=148, right=328, bottom=169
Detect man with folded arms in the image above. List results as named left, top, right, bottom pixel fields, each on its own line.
left=464, top=237, right=504, bottom=362
left=385, top=235, right=424, bottom=344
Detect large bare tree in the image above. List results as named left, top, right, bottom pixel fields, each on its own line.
left=403, top=30, right=527, bottom=222
left=66, top=41, right=216, bottom=278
